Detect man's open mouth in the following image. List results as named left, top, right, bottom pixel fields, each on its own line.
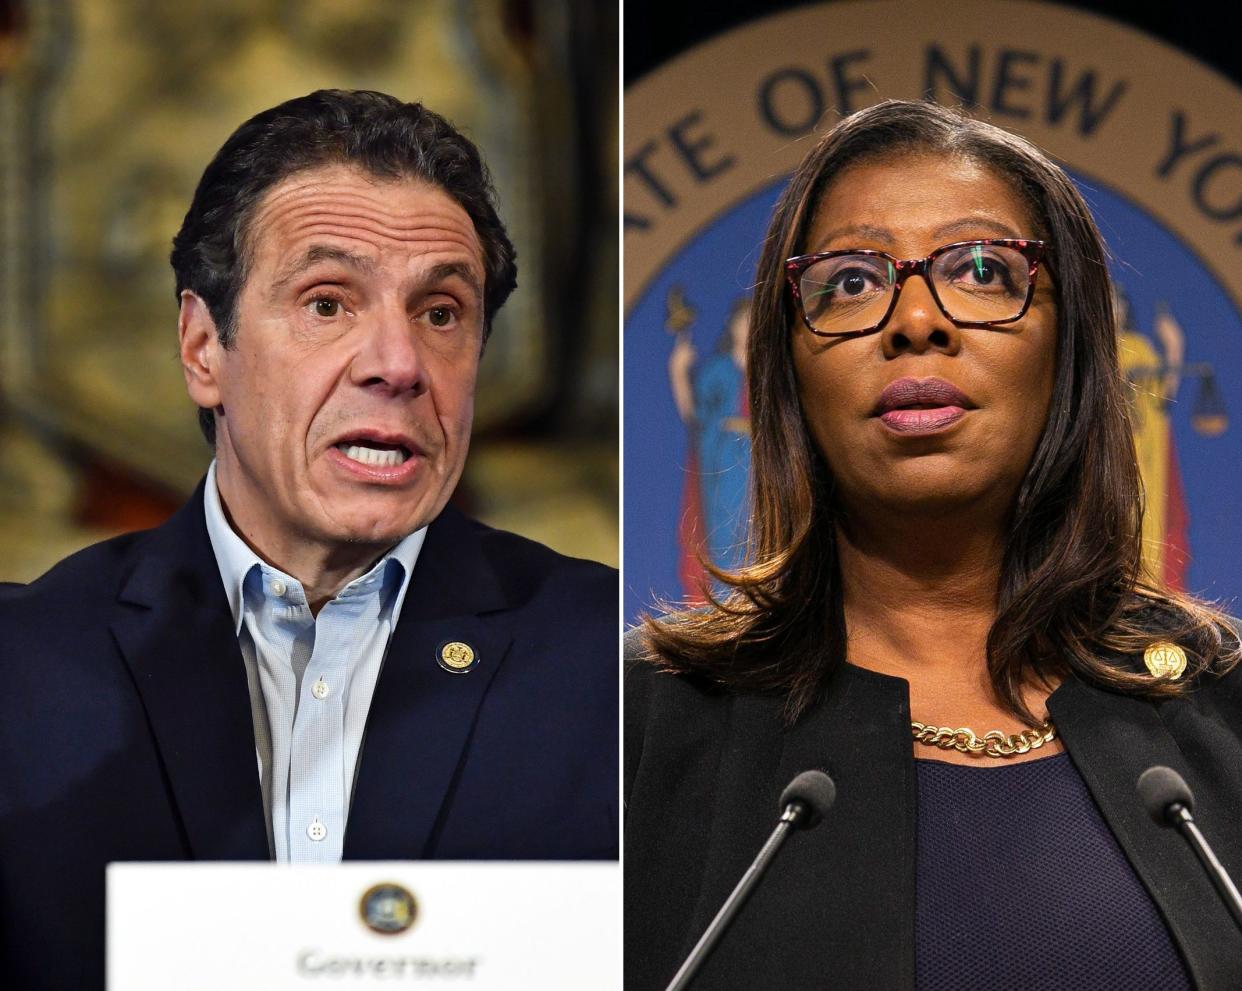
left=334, top=440, right=412, bottom=468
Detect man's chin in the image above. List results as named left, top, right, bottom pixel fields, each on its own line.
left=325, top=516, right=431, bottom=547
left=307, top=460, right=459, bottom=544
left=317, top=493, right=441, bottom=542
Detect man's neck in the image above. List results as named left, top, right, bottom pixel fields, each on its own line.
left=214, top=470, right=392, bottom=616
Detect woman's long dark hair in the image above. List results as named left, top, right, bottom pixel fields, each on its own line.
left=643, top=100, right=1238, bottom=724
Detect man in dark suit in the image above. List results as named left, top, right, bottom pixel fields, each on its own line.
left=0, top=90, right=616, bottom=989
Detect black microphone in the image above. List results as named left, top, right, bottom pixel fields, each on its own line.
left=665, top=770, right=836, bottom=991
left=1137, top=765, right=1242, bottom=933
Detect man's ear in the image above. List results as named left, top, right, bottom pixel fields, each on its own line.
left=178, top=291, right=223, bottom=409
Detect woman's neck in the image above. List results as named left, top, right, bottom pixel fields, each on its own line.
left=836, top=511, right=1003, bottom=676
left=835, top=512, right=1061, bottom=757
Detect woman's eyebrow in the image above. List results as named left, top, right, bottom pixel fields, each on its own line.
left=810, top=217, right=1024, bottom=253
left=929, top=217, right=1022, bottom=241
left=810, top=222, right=892, bottom=250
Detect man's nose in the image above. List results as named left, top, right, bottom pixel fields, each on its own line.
left=880, top=274, right=961, bottom=358
left=350, top=305, right=427, bottom=395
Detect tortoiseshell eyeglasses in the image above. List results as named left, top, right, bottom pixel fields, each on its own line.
left=785, top=238, right=1047, bottom=338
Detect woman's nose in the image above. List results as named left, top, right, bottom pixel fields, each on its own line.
left=880, top=274, right=961, bottom=358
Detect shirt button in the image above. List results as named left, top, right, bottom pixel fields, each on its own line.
left=271, top=580, right=287, bottom=597
left=307, top=818, right=327, bottom=842
left=311, top=679, right=330, bottom=700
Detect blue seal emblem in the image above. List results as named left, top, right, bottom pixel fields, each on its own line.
left=359, top=882, right=418, bottom=935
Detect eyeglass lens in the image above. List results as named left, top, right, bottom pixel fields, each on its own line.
left=798, top=243, right=1032, bottom=334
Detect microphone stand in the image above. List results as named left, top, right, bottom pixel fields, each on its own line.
left=1166, top=802, right=1242, bottom=933
left=665, top=802, right=808, bottom=991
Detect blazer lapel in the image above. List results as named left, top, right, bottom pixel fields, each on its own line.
left=344, top=507, right=512, bottom=860
left=1051, top=677, right=1242, bottom=988
left=110, top=489, right=268, bottom=860
left=688, top=665, right=918, bottom=989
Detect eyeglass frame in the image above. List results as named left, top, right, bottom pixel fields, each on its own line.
left=784, top=238, right=1048, bottom=338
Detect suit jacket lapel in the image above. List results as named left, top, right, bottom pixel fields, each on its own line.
left=1051, top=677, right=1242, bottom=988
left=344, top=506, right=512, bottom=860
left=110, top=487, right=268, bottom=860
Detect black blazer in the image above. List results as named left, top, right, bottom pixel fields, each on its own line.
left=0, top=484, right=618, bottom=990
left=625, top=637, right=1242, bottom=990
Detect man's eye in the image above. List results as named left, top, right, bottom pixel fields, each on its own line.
left=427, top=306, right=454, bottom=327
left=312, top=298, right=340, bottom=317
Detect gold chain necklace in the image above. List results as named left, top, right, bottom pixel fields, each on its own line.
left=910, top=718, right=1057, bottom=758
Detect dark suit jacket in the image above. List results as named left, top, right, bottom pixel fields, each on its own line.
left=0, top=485, right=618, bottom=989
left=625, top=635, right=1242, bottom=990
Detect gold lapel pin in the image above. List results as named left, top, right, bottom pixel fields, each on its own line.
left=1143, top=641, right=1188, bottom=680
left=437, top=640, right=479, bottom=674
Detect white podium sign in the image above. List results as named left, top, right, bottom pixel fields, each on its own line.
left=107, top=861, right=620, bottom=989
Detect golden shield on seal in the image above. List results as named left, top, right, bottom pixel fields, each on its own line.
left=438, top=640, right=478, bottom=674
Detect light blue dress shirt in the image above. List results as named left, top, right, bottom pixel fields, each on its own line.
left=202, top=461, right=425, bottom=862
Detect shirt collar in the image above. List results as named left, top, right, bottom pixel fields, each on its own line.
left=202, top=460, right=427, bottom=634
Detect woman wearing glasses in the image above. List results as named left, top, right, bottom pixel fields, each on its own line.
left=626, top=100, right=1242, bottom=989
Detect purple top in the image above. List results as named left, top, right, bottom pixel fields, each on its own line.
left=915, top=752, right=1192, bottom=990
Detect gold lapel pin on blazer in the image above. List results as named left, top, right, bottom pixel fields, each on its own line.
left=1144, top=641, right=1188, bottom=680
left=437, top=640, right=479, bottom=674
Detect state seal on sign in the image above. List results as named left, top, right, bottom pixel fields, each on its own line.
left=359, top=882, right=419, bottom=936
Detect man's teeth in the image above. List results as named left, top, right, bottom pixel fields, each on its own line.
left=339, top=443, right=409, bottom=467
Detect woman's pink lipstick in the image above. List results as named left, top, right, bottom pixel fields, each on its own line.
left=874, top=377, right=975, bottom=435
